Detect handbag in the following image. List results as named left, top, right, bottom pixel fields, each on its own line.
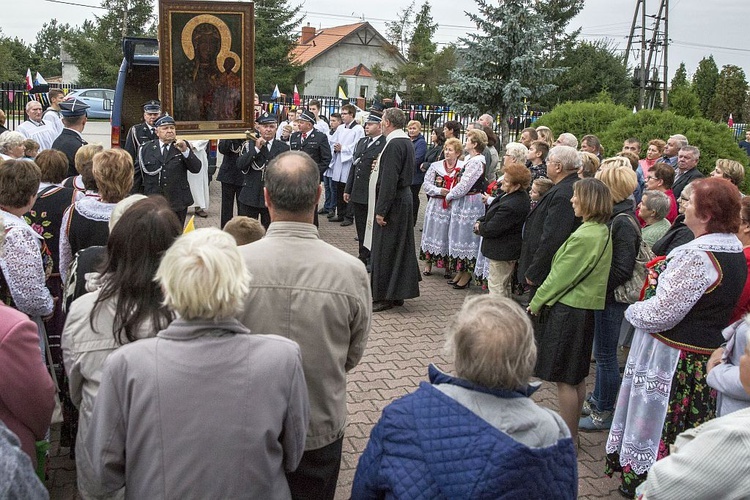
left=613, top=214, right=655, bottom=304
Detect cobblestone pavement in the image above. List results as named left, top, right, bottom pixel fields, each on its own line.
left=45, top=181, right=621, bottom=499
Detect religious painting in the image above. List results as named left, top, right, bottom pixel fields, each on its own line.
left=158, top=0, right=254, bottom=138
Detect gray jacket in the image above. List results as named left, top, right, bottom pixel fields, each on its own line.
left=83, top=318, right=309, bottom=500
left=237, top=222, right=372, bottom=450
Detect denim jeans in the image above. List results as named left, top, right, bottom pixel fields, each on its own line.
left=323, top=176, right=337, bottom=211
left=592, top=301, right=628, bottom=412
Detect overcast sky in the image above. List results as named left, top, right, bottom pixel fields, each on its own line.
left=4, top=0, right=748, bottom=84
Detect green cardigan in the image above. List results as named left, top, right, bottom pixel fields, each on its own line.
left=529, top=221, right=612, bottom=313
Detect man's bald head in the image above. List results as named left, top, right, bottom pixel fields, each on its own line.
left=264, top=151, right=320, bottom=215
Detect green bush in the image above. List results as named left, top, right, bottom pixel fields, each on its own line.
left=533, top=101, right=631, bottom=146
left=601, top=110, right=749, bottom=190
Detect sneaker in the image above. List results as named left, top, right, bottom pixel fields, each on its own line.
left=578, top=410, right=613, bottom=432
left=581, top=392, right=594, bottom=416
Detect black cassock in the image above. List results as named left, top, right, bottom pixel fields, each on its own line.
left=370, top=136, right=421, bottom=302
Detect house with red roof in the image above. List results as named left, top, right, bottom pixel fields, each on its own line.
left=291, top=22, right=406, bottom=98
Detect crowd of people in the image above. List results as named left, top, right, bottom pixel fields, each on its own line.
left=2, top=93, right=750, bottom=500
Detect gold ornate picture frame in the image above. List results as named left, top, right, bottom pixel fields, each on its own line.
left=158, top=0, right=254, bottom=138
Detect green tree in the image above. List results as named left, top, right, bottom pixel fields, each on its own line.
left=385, top=1, right=416, bottom=55
left=255, top=0, right=304, bottom=94
left=708, top=64, right=748, bottom=122
left=668, top=85, right=701, bottom=119
left=64, top=0, right=155, bottom=86
left=0, top=31, right=39, bottom=82
left=33, top=20, right=72, bottom=77
left=537, top=40, right=631, bottom=109
left=670, top=62, right=689, bottom=89
left=692, top=55, right=719, bottom=118
left=407, top=2, right=437, bottom=64
left=536, top=0, right=584, bottom=60
left=440, top=0, right=559, bottom=145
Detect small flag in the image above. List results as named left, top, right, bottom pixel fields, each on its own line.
left=633, top=106, right=637, bottom=114
left=293, top=85, right=300, bottom=106
left=338, top=86, right=347, bottom=100
left=271, top=84, right=280, bottom=100
left=394, top=92, right=402, bottom=107
left=728, top=113, right=734, bottom=127
left=183, top=215, right=195, bottom=233
left=34, top=72, right=48, bottom=86
left=25, top=68, right=33, bottom=91
left=7, top=90, right=14, bottom=103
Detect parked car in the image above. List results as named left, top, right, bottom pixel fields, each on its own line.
left=64, top=88, right=115, bottom=119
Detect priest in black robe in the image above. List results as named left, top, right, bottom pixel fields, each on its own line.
left=366, top=107, right=421, bottom=312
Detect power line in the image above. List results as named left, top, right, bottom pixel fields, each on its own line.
left=43, top=0, right=106, bottom=9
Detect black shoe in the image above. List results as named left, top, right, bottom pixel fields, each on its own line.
left=340, top=219, right=353, bottom=226
left=194, top=208, right=208, bottom=218
left=317, top=208, right=328, bottom=214
left=393, top=299, right=404, bottom=306
left=372, top=300, right=393, bottom=312
left=326, top=211, right=336, bottom=218
left=329, top=216, right=345, bottom=222
left=453, top=281, right=471, bottom=290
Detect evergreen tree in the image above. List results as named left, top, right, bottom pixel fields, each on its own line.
left=669, top=86, right=701, bottom=119
left=536, top=0, right=584, bottom=60
left=439, top=0, right=559, bottom=145
left=670, top=62, right=688, bottom=89
left=0, top=31, right=40, bottom=82
left=408, top=2, right=437, bottom=64
left=708, top=64, right=749, bottom=122
left=255, top=0, right=304, bottom=94
left=692, top=55, right=719, bottom=118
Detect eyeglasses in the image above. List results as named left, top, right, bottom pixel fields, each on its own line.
left=646, top=175, right=657, bottom=180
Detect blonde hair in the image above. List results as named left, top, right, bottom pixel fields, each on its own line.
left=574, top=177, right=613, bottom=224
left=445, top=296, right=536, bottom=390
left=407, top=120, right=422, bottom=132
left=466, top=129, right=488, bottom=152
left=223, top=216, right=266, bottom=245
left=443, top=138, right=463, bottom=155
left=535, top=125, right=553, bottom=147
left=578, top=152, right=600, bottom=178
left=92, top=149, right=134, bottom=203
left=156, top=228, right=251, bottom=320
left=596, top=157, right=638, bottom=203
left=715, top=159, right=746, bottom=187
left=75, top=144, right=104, bottom=174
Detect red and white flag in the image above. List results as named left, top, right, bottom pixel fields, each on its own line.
left=293, top=85, right=300, bottom=106
left=394, top=92, right=402, bottom=107
left=728, top=113, right=734, bottom=127
left=25, top=68, right=33, bottom=91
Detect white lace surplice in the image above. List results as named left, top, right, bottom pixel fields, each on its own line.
left=606, top=233, right=741, bottom=475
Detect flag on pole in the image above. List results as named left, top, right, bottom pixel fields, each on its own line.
left=338, top=86, right=347, bottom=100
left=632, top=106, right=637, bottom=114
left=25, top=69, right=33, bottom=91
left=394, top=92, right=402, bottom=107
left=728, top=113, right=734, bottom=127
left=293, top=85, right=300, bottom=106
left=34, top=72, right=48, bottom=86
left=271, top=84, right=280, bottom=100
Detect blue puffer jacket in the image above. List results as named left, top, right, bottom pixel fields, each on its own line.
left=352, top=366, right=577, bottom=499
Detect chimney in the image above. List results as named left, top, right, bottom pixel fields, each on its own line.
left=301, top=24, right=315, bottom=44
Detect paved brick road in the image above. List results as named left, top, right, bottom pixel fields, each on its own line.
left=45, top=181, right=621, bottom=499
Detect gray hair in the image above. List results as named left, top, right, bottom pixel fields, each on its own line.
left=25, top=100, right=42, bottom=112
left=556, top=132, right=578, bottom=149
left=382, top=108, right=406, bottom=129
left=479, top=113, right=494, bottom=125
left=156, top=228, right=250, bottom=320
left=642, top=190, right=670, bottom=220
left=504, top=142, right=528, bottom=164
left=0, top=131, right=25, bottom=153
left=549, top=145, right=581, bottom=172
left=669, top=134, right=689, bottom=149
left=265, top=151, right=320, bottom=213
left=680, top=145, right=701, bottom=159
left=445, top=295, right=536, bottom=390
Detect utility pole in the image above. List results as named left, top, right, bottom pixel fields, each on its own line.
left=625, top=0, right=669, bottom=110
